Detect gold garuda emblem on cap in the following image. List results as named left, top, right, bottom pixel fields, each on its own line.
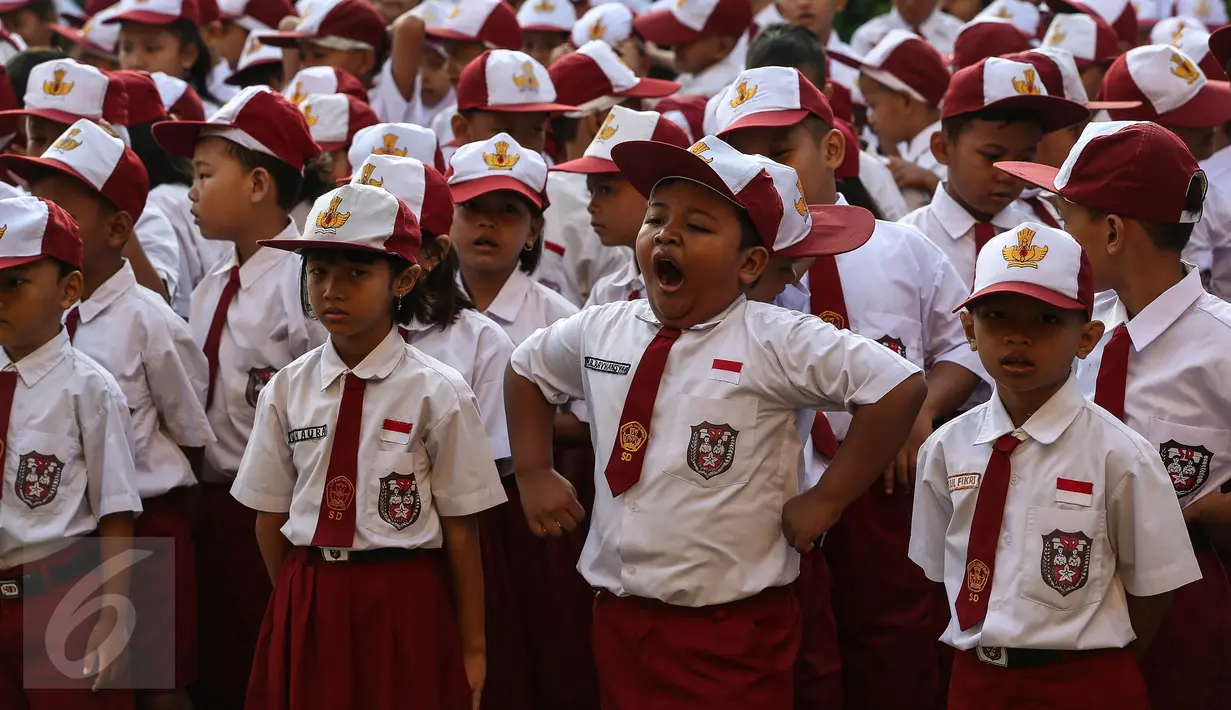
left=533, top=0, right=555, bottom=10
left=688, top=141, right=713, bottom=164
left=1045, top=28, right=1065, bottom=45
left=1003, top=227, right=1047, bottom=268
left=316, top=195, right=351, bottom=231
left=43, top=68, right=74, bottom=97
left=729, top=81, right=757, bottom=108
left=52, top=128, right=82, bottom=152
left=994, top=5, right=1012, bottom=18
left=513, top=61, right=539, bottom=91
left=448, top=5, right=462, bottom=19
left=588, top=18, right=606, bottom=40
left=289, top=81, right=307, bottom=105
left=374, top=133, right=406, bottom=156
left=794, top=178, right=807, bottom=217
left=596, top=113, right=617, bottom=140
left=483, top=141, right=520, bottom=170
left=1012, top=68, right=1041, bottom=95
left=302, top=103, right=320, bottom=126
left=246, top=37, right=264, bottom=55
left=0, top=225, right=7, bottom=240
left=1170, top=52, right=1200, bottom=84
left=357, top=163, right=383, bottom=187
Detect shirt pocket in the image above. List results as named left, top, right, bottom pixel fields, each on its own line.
left=662, top=394, right=759, bottom=489
left=5, top=430, right=83, bottom=516
left=360, top=451, right=430, bottom=543
left=1019, top=505, right=1110, bottom=611
left=857, top=312, right=925, bottom=369
left=1146, top=418, right=1230, bottom=501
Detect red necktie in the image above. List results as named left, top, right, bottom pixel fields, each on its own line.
left=974, top=222, right=998, bottom=258
left=65, top=306, right=80, bottom=342
left=1094, top=324, right=1131, bottom=422
left=604, top=325, right=681, bottom=496
left=203, top=266, right=241, bottom=410
left=0, top=371, right=16, bottom=502
left=628, top=289, right=641, bottom=300
left=1023, top=196, right=1060, bottom=228
left=808, top=255, right=848, bottom=459
left=311, top=372, right=367, bottom=548
left=956, top=433, right=1023, bottom=630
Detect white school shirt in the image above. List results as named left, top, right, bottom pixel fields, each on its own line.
left=208, top=60, right=240, bottom=104
left=400, top=309, right=515, bottom=460
left=910, top=375, right=1201, bottom=651
left=470, top=267, right=579, bottom=346
left=147, top=183, right=232, bottom=318
left=510, top=297, right=922, bottom=607
left=850, top=6, right=963, bottom=56
left=584, top=256, right=644, bottom=308
left=1197, top=145, right=1231, bottom=299
left=1075, top=266, right=1231, bottom=506
left=857, top=150, right=911, bottom=221
left=0, top=332, right=143, bottom=569
left=136, top=202, right=182, bottom=301
left=897, top=120, right=946, bottom=212
left=69, top=262, right=213, bottom=498
left=189, top=222, right=328, bottom=482
left=429, top=99, right=457, bottom=147
left=370, top=60, right=410, bottom=124
left=231, top=327, right=506, bottom=550
left=898, top=183, right=1034, bottom=286
left=533, top=171, right=632, bottom=307
left=675, top=34, right=748, bottom=98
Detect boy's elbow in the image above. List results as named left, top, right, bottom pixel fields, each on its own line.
left=896, top=372, right=929, bottom=410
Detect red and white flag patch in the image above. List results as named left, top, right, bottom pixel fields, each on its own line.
left=381, top=419, right=413, bottom=445
left=1055, top=477, right=1093, bottom=507
left=710, top=359, right=742, bottom=384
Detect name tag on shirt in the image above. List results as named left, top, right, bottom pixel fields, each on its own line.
left=1055, top=478, right=1094, bottom=507
left=947, top=473, right=981, bottom=491
left=381, top=419, right=413, bottom=445
left=287, top=426, right=328, bottom=445
left=710, top=359, right=742, bottom=384
left=584, top=357, right=631, bottom=375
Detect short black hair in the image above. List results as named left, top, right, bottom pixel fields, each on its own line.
left=16, top=0, right=56, bottom=20
left=225, top=61, right=284, bottom=91
left=129, top=121, right=193, bottom=189
left=215, top=138, right=304, bottom=211
left=518, top=204, right=546, bottom=273
left=55, top=258, right=78, bottom=278
left=738, top=210, right=761, bottom=250
left=746, top=23, right=829, bottom=87
left=26, top=163, right=120, bottom=216
left=1085, top=207, right=1200, bottom=254
left=5, top=48, right=67, bottom=105
left=549, top=114, right=579, bottom=149
left=299, top=248, right=426, bottom=327
left=941, top=107, right=1044, bottom=141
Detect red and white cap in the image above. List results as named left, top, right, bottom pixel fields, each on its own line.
left=263, top=0, right=387, bottom=52
left=951, top=18, right=1033, bottom=71
left=571, top=3, right=634, bottom=48
left=112, top=70, right=165, bottom=126
left=713, top=66, right=834, bottom=135
left=517, top=0, right=576, bottom=33
left=955, top=221, right=1095, bottom=316
left=0, top=25, right=26, bottom=67
left=259, top=184, right=422, bottom=263
left=1174, top=0, right=1227, bottom=27
left=282, top=66, right=369, bottom=105
left=457, top=50, right=577, bottom=113
left=348, top=123, right=443, bottom=177
left=0, top=67, right=18, bottom=139
left=974, top=0, right=1042, bottom=38
left=300, top=93, right=379, bottom=151
left=56, top=0, right=89, bottom=25
left=51, top=5, right=123, bottom=61
left=1212, top=24, right=1231, bottom=74
left=610, top=134, right=875, bottom=258
left=553, top=105, right=690, bottom=174
left=942, top=57, right=1090, bottom=132
left=218, top=0, right=297, bottom=31
left=0, top=59, right=129, bottom=126
left=1049, top=0, right=1137, bottom=47
left=448, top=132, right=550, bottom=208
left=549, top=41, right=681, bottom=107
left=1041, top=12, right=1119, bottom=67
left=426, top=0, right=522, bottom=51
left=152, top=72, right=206, bottom=121
left=1003, top=48, right=1142, bottom=109
left=103, top=0, right=200, bottom=25
left=0, top=196, right=82, bottom=271
left=1150, top=17, right=1226, bottom=79
left=633, top=0, right=752, bottom=46
left=996, top=120, right=1206, bottom=224
left=350, top=154, right=453, bottom=237
left=1098, top=45, right=1231, bottom=127
left=857, top=29, right=950, bottom=107
left=654, top=94, right=706, bottom=143
left=0, top=119, right=150, bottom=219
left=225, top=31, right=285, bottom=86
left=153, top=86, right=321, bottom=171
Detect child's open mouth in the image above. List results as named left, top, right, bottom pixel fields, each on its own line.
left=653, top=253, right=685, bottom=293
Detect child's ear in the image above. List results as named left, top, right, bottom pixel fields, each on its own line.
left=1077, top=319, right=1106, bottom=359
left=356, top=48, right=376, bottom=78
left=180, top=36, right=201, bottom=72
left=417, top=234, right=452, bottom=272
left=249, top=166, right=273, bottom=204
left=930, top=130, right=950, bottom=167
left=107, top=210, right=134, bottom=249
left=1105, top=213, right=1126, bottom=256
left=959, top=310, right=976, bottom=349
left=451, top=113, right=470, bottom=145
left=823, top=125, right=845, bottom=172
left=59, top=268, right=83, bottom=309
left=738, top=245, right=769, bottom=286
left=528, top=214, right=545, bottom=247
left=395, top=263, right=422, bottom=298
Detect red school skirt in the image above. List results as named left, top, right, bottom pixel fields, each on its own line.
left=129, top=487, right=197, bottom=690
left=244, top=546, right=471, bottom=710
left=948, top=647, right=1149, bottom=710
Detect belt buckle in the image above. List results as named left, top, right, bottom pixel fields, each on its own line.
left=320, top=548, right=349, bottom=562
left=0, top=578, right=23, bottom=599
left=977, top=646, right=1008, bottom=667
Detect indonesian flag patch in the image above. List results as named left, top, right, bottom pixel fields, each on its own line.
left=1055, top=477, right=1093, bottom=507
left=710, top=359, right=742, bottom=384
left=381, top=419, right=412, bottom=445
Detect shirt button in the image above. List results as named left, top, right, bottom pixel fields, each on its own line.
left=1010, top=474, right=1019, bottom=485
left=627, top=567, right=637, bottom=577
left=995, top=601, right=1004, bottom=610
left=1002, top=534, right=1012, bottom=546
left=630, top=502, right=639, bottom=512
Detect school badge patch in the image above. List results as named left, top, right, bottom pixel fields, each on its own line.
left=1041, top=529, right=1092, bottom=597
left=1159, top=440, right=1212, bottom=499
left=878, top=336, right=906, bottom=358
left=686, top=422, right=739, bottom=479
left=15, top=452, right=65, bottom=509
left=245, top=367, right=277, bottom=407
left=378, top=473, right=421, bottom=530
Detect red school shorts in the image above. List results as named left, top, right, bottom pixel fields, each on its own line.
left=793, top=550, right=843, bottom=710
left=948, top=647, right=1149, bottom=710
left=129, top=487, right=197, bottom=690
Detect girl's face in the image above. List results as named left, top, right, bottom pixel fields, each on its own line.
left=452, top=191, right=540, bottom=276
left=119, top=23, right=197, bottom=77
left=213, top=20, right=251, bottom=68
left=305, top=251, right=417, bottom=339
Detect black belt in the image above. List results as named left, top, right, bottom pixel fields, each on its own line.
left=1188, top=521, right=1212, bottom=553
left=975, top=645, right=1106, bottom=669
left=0, top=548, right=101, bottom=600
left=311, top=547, right=425, bottom=563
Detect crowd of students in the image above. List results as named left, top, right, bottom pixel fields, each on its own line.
left=0, top=0, right=1229, bottom=709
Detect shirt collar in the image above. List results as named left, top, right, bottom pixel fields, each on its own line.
left=77, top=261, right=137, bottom=323
left=678, top=39, right=746, bottom=96
left=976, top=373, right=1085, bottom=446
left=892, top=5, right=943, bottom=32
left=634, top=295, right=746, bottom=331
left=607, top=259, right=643, bottom=289
left=1201, top=144, right=1231, bottom=179
left=0, top=330, right=72, bottom=388
left=929, top=183, right=1020, bottom=240
left=212, top=220, right=300, bottom=288
left=480, top=269, right=533, bottom=324
left=319, top=326, right=406, bottom=391
left=1119, top=264, right=1205, bottom=351
left=901, top=120, right=941, bottom=164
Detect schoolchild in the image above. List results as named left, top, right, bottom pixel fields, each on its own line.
left=449, top=49, right=575, bottom=157
left=222, top=29, right=285, bottom=90
left=49, top=4, right=123, bottom=71
left=105, top=0, right=223, bottom=112
left=951, top=18, right=1031, bottom=72
left=346, top=121, right=443, bottom=175
left=0, top=0, right=57, bottom=48
left=516, top=0, right=573, bottom=69
left=1040, top=10, right=1121, bottom=100
left=206, top=0, right=294, bottom=100
left=632, top=0, right=751, bottom=98
left=297, top=91, right=380, bottom=182
left=850, top=0, right=963, bottom=56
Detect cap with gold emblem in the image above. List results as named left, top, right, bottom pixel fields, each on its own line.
left=548, top=40, right=680, bottom=108
left=942, top=57, right=1090, bottom=133
left=0, top=58, right=128, bottom=126
left=457, top=49, right=578, bottom=113
left=347, top=123, right=443, bottom=178
left=447, top=132, right=550, bottom=208
left=0, top=195, right=82, bottom=271
left=1098, top=45, right=1231, bottom=127
left=349, top=155, right=453, bottom=237
left=259, top=183, right=422, bottom=262
left=955, top=222, right=1094, bottom=317
left=713, top=66, right=835, bottom=136
left=299, top=93, right=379, bottom=152
left=552, top=105, right=689, bottom=174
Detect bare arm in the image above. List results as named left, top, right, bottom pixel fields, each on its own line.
left=505, top=367, right=585, bottom=536
left=1126, top=591, right=1173, bottom=662
left=442, top=514, right=486, bottom=710
left=1184, top=492, right=1231, bottom=547
left=886, top=361, right=979, bottom=494
left=553, top=410, right=591, bottom=447
left=254, top=511, right=292, bottom=582
left=389, top=11, right=426, bottom=102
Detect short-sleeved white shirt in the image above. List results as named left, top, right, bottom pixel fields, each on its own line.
left=511, top=297, right=921, bottom=607
left=857, top=150, right=911, bottom=222
left=135, top=202, right=182, bottom=301
left=467, top=267, right=579, bottom=346
left=897, top=119, right=947, bottom=212
left=0, top=332, right=143, bottom=569
left=850, top=6, right=963, bottom=56
left=533, top=171, right=632, bottom=307
left=1075, top=266, right=1231, bottom=506
left=1197, top=145, right=1231, bottom=299
left=231, top=327, right=507, bottom=550
left=400, top=308, right=515, bottom=460
left=909, top=375, right=1201, bottom=651
left=189, top=221, right=328, bottom=481
left=583, top=256, right=643, bottom=308
left=69, top=262, right=214, bottom=498
left=147, top=183, right=231, bottom=319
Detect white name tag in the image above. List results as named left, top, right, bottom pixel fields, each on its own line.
left=947, top=473, right=981, bottom=491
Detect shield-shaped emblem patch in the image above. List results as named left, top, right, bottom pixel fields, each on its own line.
left=15, top=452, right=65, bottom=509
left=1040, top=529, right=1092, bottom=597
left=1159, top=440, right=1212, bottom=499
left=878, top=336, right=907, bottom=359
left=378, top=473, right=422, bottom=530
left=245, top=367, right=277, bottom=407
left=686, top=422, right=739, bottom=479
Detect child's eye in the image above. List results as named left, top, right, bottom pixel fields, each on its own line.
left=308, top=267, right=325, bottom=276
left=351, top=268, right=366, bottom=277
left=1040, top=313, right=1061, bottom=325
left=503, top=203, right=519, bottom=213
left=686, top=222, right=711, bottom=233
left=643, top=216, right=663, bottom=227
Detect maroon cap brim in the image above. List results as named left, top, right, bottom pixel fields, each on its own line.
left=520, top=23, right=571, bottom=33
left=616, top=77, right=682, bottom=99
left=257, top=238, right=393, bottom=255
left=104, top=11, right=183, bottom=25
left=610, top=139, right=740, bottom=205
left=472, top=102, right=579, bottom=113
left=49, top=25, right=115, bottom=56
left=1154, top=81, right=1231, bottom=128
left=0, top=254, right=55, bottom=270
left=449, top=176, right=547, bottom=209
left=0, top=154, right=99, bottom=201
left=425, top=27, right=484, bottom=43
left=0, top=108, right=83, bottom=126
left=0, top=1, right=32, bottom=11
left=985, top=94, right=1090, bottom=133
left=772, top=204, right=875, bottom=259
left=632, top=9, right=702, bottom=47
left=716, top=109, right=811, bottom=136
left=1211, top=26, right=1231, bottom=73
left=994, top=160, right=1061, bottom=193
left=550, top=156, right=619, bottom=174
left=955, top=281, right=1088, bottom=314
left=151, top=120, right=214, bottom=158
